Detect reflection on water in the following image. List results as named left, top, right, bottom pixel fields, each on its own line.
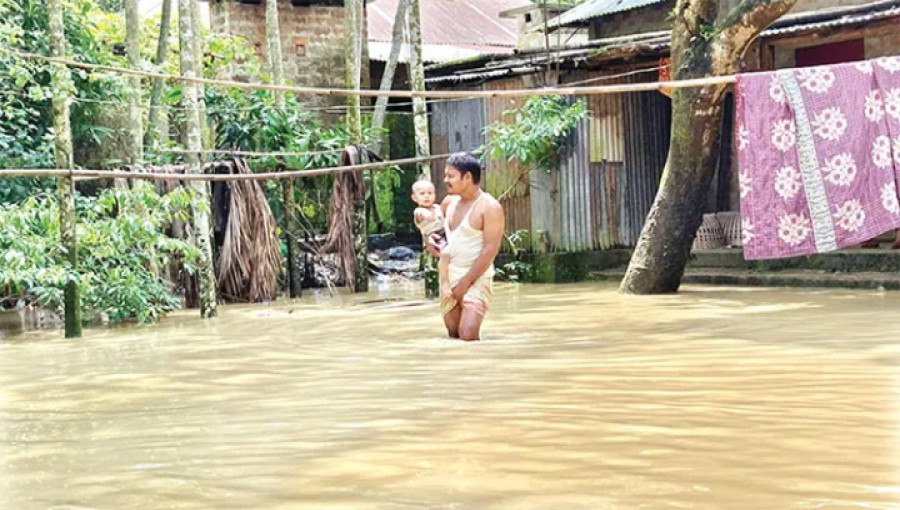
left=2, top=282, right=900, bottom=509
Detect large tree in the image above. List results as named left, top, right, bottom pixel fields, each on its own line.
left=407, top=0, right=430, bottom=179
left=345, top=0, right=368, bottom=293
left=620, top=0, right=796, bottom=294
left=146, top=0, right=173, bottom=149
left=125, top=0, right=142, bottom=166
left=370, top=0, right=409, bottom=156
left=265, top=0, right=302, bottom=298
left=179, top=0, right=218, bottom=317
left=48, top=0, right=82, bottom=337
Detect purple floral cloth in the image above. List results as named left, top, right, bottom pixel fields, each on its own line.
left=735, top=56, right=900, bottom=260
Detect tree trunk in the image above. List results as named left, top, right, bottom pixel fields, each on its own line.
left=620, top=0, right=796, bottom=294
left=407, top=0, right=431, bottom=179
left=281, top=178, right=303, bottom=297
left=179, top=0, right=218, bottom=317
left=146, top=0, right=173, bottom=149
left=367, top=181, right=383, bottom=233
left=48, top=0, right=82, bottom=338
left=360, top=0, right=372, bottom=99
left=370, top=0, right=408, bottom=156
left=407, top=0, right=438, bottom=297
left=265, top=0, right=286, bottom=110
left=125, top=0, right=143, bottom=166
left=345, top=0, right=369, bottom=293
left=191, top=0, right=212, bottom=149
left=265, top=0, right=301, bottom=297
left=345, top=0, right=363, bottom=145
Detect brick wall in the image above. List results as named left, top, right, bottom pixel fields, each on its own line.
left=210, top=0, right=350, bottom=110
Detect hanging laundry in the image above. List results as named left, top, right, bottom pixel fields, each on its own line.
left=735, top=56, right=900, bottom=260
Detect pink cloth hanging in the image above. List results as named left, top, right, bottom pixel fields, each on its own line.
left=735, top=56, right=900, bottom=260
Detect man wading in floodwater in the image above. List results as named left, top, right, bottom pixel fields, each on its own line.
left=426, top=153, right=505, bottom=341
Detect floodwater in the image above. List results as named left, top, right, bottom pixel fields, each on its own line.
left=2, top=282, right=900, bottom=509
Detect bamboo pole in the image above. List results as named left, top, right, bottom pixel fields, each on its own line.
left=179, top=0, right=218, bottom=318
left=158, top=148, right=342, bottom=157
left=48, top=0, right=82, bottom=338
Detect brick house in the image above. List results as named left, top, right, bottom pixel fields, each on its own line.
left=204, top=0, right=528, bottom=111
left=206, top=0, right=349, bottom=110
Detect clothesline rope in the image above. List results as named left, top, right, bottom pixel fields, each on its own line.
left=0, top=46, right=738, bottom=99
left=156, top=148, right=344, bottom=158
left=0, top=153, right=453, bottom=182
left=0, top=88, right=468, bottom=113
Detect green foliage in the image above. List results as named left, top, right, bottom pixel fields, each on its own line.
left=0, top=183, right=200, bottom=324
left=386, top=113, right=419, bottom=236
left=484, top=95, right=587, bottom=171
left=0, top=0, right=129, bottom=201
left=199, top=88, right=335, bottom=230
left=371, top=164, right=401, bottom=233
left=193, top=83, right=389, bottom=233
left=495, top=229, right=534, bottom=282
left=699, top=22, right=719, bottom=41
left=96, top=0, right=125, bottom=13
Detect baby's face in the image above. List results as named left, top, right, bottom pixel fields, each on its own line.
left=412, top=184, right=436, bottom=207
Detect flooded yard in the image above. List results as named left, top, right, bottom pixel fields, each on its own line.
left=2, top=282, right=899, bottom=509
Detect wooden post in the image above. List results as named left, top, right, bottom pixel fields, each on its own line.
left=346, top=0, right=368, bottom=293
left=179, top=0, right=218, bottom=317
left=48, top=0, right=82, bottom=337
left=146, top=0, right=173, bottom=149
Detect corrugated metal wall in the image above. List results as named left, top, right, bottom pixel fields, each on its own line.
left=429, top=68, right=671, bottom=252
left=558, top=70, right=671, bottom=250
left=620, top=79, right=671, bottom=246
left=587, top=93, right=625, bottom=163
left=555, top=114, right=594, bottom=251
left=484, top=77, right=531, bottom=235
left=429, top=97, right=485, bottom=190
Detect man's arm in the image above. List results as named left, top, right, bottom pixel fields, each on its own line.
left=453, top=200, right=504, bottom=296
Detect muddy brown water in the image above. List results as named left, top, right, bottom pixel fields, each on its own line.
left=2, top=282, right=899, bottom=509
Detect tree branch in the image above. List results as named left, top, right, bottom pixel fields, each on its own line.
left=674, top=0, right=718, bottom=38
left=714, top=0, right=797, bottom=66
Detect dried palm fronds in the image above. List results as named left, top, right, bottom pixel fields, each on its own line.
left=321, top=146, right=366, bottom=287
left=213, top=158, right=282, bottom=302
